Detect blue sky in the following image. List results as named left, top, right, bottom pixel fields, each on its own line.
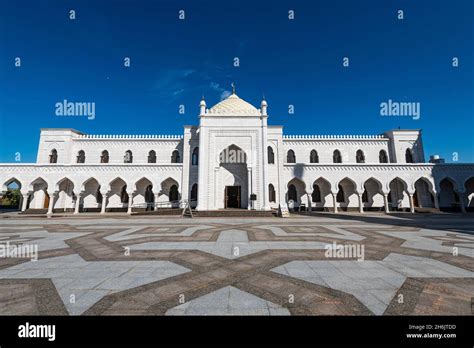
left=0, top=0, right=473, bottom=163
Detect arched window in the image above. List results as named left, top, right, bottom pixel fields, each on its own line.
left=190, top=184, right=198, bottom=201
left=169, top=185, right=179, bottom=201
left=267, top=147, right=275, bottom=164
left=312, top=184, right=321, bottom=202
left=356, top=150, right=365, bottom=163
left=49, top=149, right=58, bottom=163
left=148, top=150, right=156, bottom=163
left=405, top=149, right=414, bottom=163
left=310, top=150, right=319, bottom=163
left=100, top=150, right=109, bottom=163
left=192, top=147, right=199, bottom=165
left=287, top=150, right=296, bottom=163
left=120, top=185, right=129, bottom=203
left=379, top=150, right=388, bottom=163
left=77, top=150, right=85, bottom=163
left=333, top=150, right=342, bottom=163
left=269, top=184, right=276, bottom=202
left=336, top=184, right=345, bottom=202
left=288, top=184, right=297, bottom=202
left=124, top=150, right=133, bottom=163
left=171, top=150, right=180, bottom=163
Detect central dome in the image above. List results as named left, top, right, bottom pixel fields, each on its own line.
left=207, top=93, right=260, bottom=116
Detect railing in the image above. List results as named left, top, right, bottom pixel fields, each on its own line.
left=132, top=200, right=181, bottom=210
left=132, top=199, right=196, bottom=217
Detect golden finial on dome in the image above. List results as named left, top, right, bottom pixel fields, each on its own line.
left=231, top=82, right=236, bottom=94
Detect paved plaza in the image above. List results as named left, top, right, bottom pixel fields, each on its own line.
left=0, top=213, right=472, bottom=315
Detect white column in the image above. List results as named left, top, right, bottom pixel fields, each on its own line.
left=180, top=128, right=191, bottom=205
left=196, top=126, right=208, bottom=211
left=433, top=192, right=440, bottom=210
left=306, top=192, right=312, bottom=212
left=47, top=191, right=56, bottom=216
left=21, top=193, right=29, bottom=212
left=409, top=193, right=415, bottom=213
left=100, top=191, right=108, bottom=214
left=74, top=192, right=82, bottom=214
left=358, top=193, right=364, bottom=213
left=247, top=167, right=252, bottom=210
left=261, top=117, right=270, bottom=211
left=332, top=193, right=338, bottom=213
left=214, top=167, right=219, bottom=210
left=383, top=193, right=390, bottom=213
left=127, top=191, right=134, bottom=214
left=276, top=137, right=287, bottom=211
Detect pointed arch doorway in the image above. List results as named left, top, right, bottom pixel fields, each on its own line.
left=218, top=144, right=248, bottom=209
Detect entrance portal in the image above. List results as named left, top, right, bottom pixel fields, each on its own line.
left=217, top=145, right=248, bottom=210
left=225, top=186, right=241, bottom=208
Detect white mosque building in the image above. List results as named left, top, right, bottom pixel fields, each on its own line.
left=1, top=89, right=473, bottom=215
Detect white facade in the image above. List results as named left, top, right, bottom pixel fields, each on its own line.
left=1, top=91, right=473, bottom=214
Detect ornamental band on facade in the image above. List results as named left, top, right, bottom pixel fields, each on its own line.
left=1, top=89, right=473, bottom=215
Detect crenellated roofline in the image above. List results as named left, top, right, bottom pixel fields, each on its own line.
left=74, top=134, right=183, bottom=140
left=283, top=134, right=387, bottom=140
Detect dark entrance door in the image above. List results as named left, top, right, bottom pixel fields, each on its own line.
left=225, top=186, right=241, bottom=208
left=43, top=191, right=50, bottom=209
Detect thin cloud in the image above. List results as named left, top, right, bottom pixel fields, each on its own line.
left=210, top=82, right=231, bottom=100
left=149, top=69, right=197, bottom=102
left=220, top=90, right=231, bottom=99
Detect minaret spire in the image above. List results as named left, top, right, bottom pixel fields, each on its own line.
left=231, top=82, right=236, bottom=95
left=199, top=94, right=206, bottom=115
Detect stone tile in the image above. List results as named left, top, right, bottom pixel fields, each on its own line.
left=166, top=286, right=290, bottom=316
left=271, top=253, right=473, bottom=315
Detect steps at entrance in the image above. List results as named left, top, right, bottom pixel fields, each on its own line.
left=22, top=209, right=48, bottom=215
left=192, top=209, right=275, bottom=217
left=415, top=207, right=441, bottom=214
left=132, top=209, right=182, bottom=216
left=132, top=207, right=275, bottom=217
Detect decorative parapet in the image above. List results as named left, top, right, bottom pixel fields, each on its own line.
left=283, top=163, right=435, bottom=171
left=0, top=163, right=183, bottom=175
left=75, top=134, right=184, bottom=140
left=283, top=163, right=474, bottom=171
left=283, top=134, right=387, bottom=140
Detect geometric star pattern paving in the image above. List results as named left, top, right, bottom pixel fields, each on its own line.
left=0, top=214, right=472, bottom=315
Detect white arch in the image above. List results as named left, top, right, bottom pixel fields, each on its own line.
left=2, top=177, right=22, bottom=192
left=386, top=176, right=409, bottom=193
left=81, top=177, right=101, bottom=192
left=28, top=177, right=49, bottom=192
left=55, top=177, right=75, bottom=192
left=313, top=177, right=331, bottom=191
left=363, top=177, right=383, bottom=192
left=437, top=176, right=459, bottom=192
left=108, top=177, right=127, bottom=191
left=336, top=177, right=358, bottom=192
left=463, top=176, right=474, bottom=191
